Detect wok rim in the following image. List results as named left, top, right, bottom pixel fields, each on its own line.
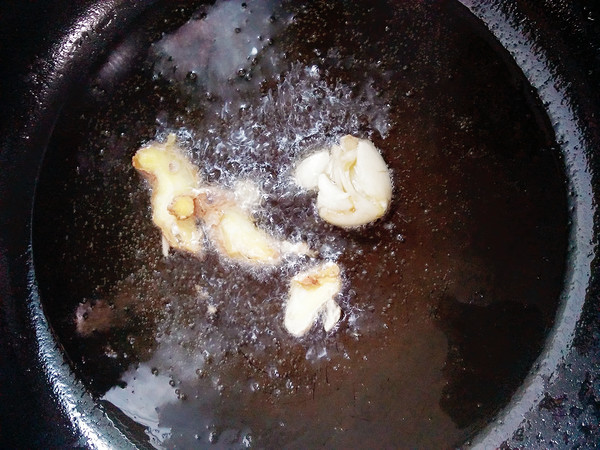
left=1, top=0, right=598, bottom=447
left=460, top=1, right=598, bottom=448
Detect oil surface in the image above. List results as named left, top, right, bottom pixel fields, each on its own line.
left=32, top=0, right=568, bottom=447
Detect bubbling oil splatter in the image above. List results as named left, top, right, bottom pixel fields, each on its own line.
left=154, top=62, right=391, bottom=184
left=98, top=53, right=395, bottom=444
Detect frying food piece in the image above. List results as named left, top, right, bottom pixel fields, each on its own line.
left=284, top=262, right=342, bottom=337
left=75, top=300, right=116, bottom=336
left=294, top=135, right=393, bottom=227
left=133, top=134, right=204, bottom=256
left=293, top=149, right=330, bottom=189
left=195, top=185, right=312, bottom=264
left=133, top=135, right=312, bottom=263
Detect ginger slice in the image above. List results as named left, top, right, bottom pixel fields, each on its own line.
left=284, top=262, right=342, bottom=337
left=133, top=135, right=312, bottom=263
left=294, top=135, right=393, bottom=227
left=132, top=134, right=204, bottom=256
left=195, top=185, right=312, bottom=265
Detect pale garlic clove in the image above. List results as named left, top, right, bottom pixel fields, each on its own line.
left=352, top=139, right=393, bottom=207
left=340, top=134, right=360, bottom=151
left=284, top=262, right=342, bottom=337
left=322, top=298, right=342, bottom=332
left=316, top=174, right=353, bottom=212
left=328, top=145, right=357, bottom=195
left=318, top=192, right=382, bottom=228
left=294, top=135, right=392, bottom=228
left=132, top=134, right=204, bottom=256
left=294, top=150, right=330, bottom=190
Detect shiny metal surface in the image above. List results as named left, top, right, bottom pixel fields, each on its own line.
left=1, top=0, right=599, bottom=447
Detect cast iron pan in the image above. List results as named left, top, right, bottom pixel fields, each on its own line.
left=1, top=0, right=599, bottom=448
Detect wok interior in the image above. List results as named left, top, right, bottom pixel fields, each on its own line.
left=32, top=0, right=568, bottom=447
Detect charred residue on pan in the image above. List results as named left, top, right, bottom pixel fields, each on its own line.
left=31, top=0, right=568, bottom=448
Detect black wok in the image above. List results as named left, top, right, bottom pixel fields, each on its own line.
left=1, top=0, right=599, bottom=447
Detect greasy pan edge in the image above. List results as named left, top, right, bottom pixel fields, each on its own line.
left=1, top=0, right=597, bottom=447
left=460, top=1, right=598, bottom=448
